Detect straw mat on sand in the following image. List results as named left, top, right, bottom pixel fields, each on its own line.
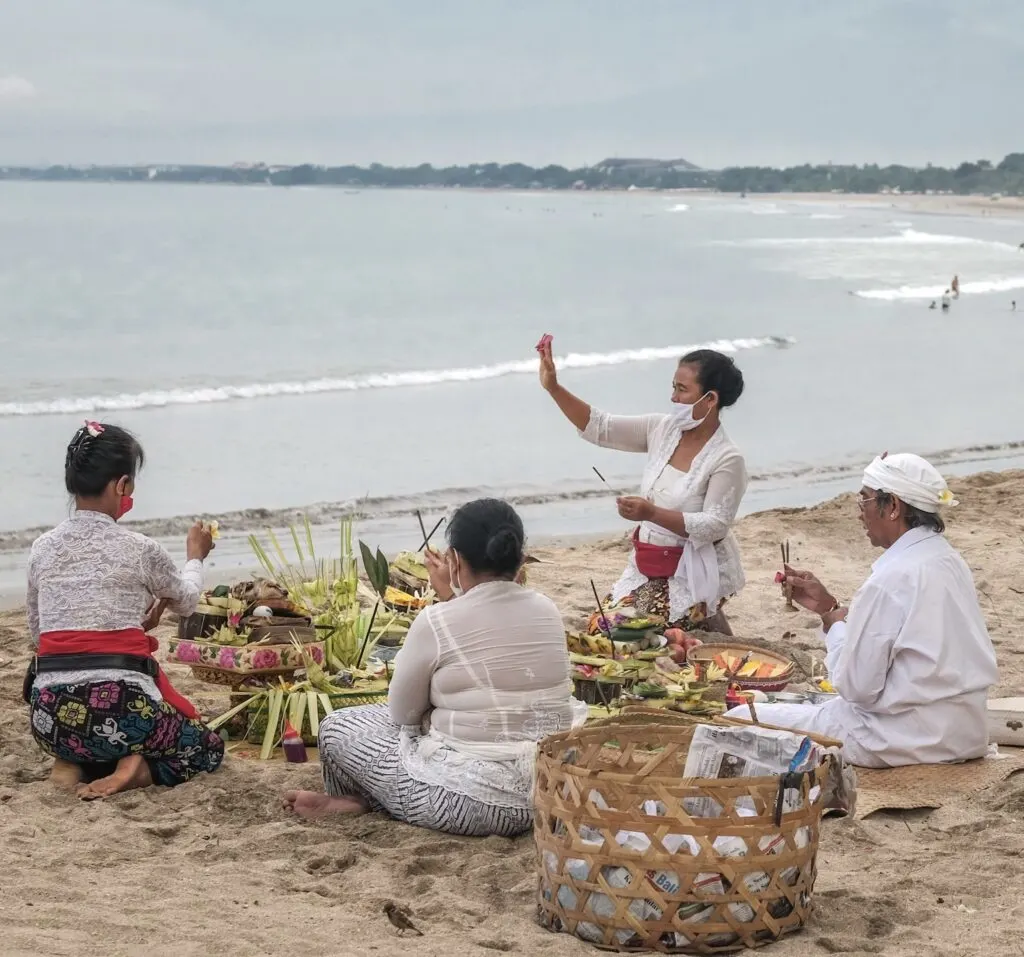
left=854, top=747, right=1024, bottom=818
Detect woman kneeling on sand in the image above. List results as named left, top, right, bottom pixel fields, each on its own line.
left=539, top=339, right=748, bottom=635
left=284, top=498, right=586, bottom=836
left=26, top=422, right=223, bottom=798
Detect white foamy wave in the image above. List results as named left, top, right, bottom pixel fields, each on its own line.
left=715, top=228, right=1018, bottom=251
left=854, top=276, right=1024, bottom=301
left=667, top=203, right=690, bottom=212
left=0, top=336, right=795, bottom=418
left=809, top=213, right=845, bottom=220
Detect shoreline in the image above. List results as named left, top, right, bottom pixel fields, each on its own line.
left=3, top=457, right=1024, bottom=610
left=681, top=189, right=1024, bottom=221
left=4, top=177, right=1024, bottom=220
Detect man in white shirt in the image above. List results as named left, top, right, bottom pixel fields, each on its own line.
left=727, top=453, right=998, bottom=767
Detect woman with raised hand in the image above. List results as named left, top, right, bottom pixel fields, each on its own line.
left=538, top=337, right=748, bottom=635
left=26, top=421, right=223, bottom=799
left=283, top=498, right=585, bottom=836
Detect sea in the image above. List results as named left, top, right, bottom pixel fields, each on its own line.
left=2, top=182, right=1024, bottom=596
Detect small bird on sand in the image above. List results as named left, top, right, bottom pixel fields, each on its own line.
left=383, top=902, right=424, bottom=936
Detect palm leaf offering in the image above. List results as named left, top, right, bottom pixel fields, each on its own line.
left=358, top=539, right=391, bottom=598
left=197, top=518, right=437, bottom=757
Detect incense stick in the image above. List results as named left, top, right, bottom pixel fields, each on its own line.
left=590, top=579, right=616, bottom=660
left=592, top=466, right=613, bottom=491
left=415, top=510, right=429, bottom=549
left=781, top=540, right=795, bottom=610
left=417, top=517, right=445, bottom=553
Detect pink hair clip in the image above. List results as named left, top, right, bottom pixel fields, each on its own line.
left=84, top=420, right=105, bottom=437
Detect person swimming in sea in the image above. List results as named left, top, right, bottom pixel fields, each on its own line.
left=929, top=301, right=937, bottom=310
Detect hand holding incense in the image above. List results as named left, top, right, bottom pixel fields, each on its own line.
left=780, top=541, right=796, bottom=611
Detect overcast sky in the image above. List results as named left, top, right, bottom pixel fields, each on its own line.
left=0, top=0, right=1021, bottom=169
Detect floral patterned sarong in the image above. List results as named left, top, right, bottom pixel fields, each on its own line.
left=29, top=680, right=224, bottom=787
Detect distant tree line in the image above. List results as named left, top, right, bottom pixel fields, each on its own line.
left=2, top=154, right=1023, bottom=195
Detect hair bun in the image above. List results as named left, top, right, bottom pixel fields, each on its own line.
left=484, top=525, right=523, bottom=567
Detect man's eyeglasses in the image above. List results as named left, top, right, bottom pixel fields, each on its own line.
left=857, top=495, right=879, bottom=512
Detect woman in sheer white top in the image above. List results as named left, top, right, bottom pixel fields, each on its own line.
left=539, top=340, right=749, bottom=634
left=283, top=498, right=586, bottom=836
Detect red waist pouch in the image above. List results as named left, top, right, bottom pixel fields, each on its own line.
left=631, top=528, right=684, bottom=579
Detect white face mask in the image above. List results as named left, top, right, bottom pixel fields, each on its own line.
left=669, top=392, right=712, bottom=431
left=448, top=557, right=464, bottom=597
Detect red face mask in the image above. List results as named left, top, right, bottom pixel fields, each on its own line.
left=116, top=495, right=134, bottom=520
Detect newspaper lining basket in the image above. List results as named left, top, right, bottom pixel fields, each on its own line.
left=534, top=717, right=828, bottom=954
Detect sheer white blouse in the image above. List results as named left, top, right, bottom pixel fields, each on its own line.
left=388, top=580, right=586, bottom=808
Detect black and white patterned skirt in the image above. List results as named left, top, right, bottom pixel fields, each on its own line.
left=318, top=704, right=532, bottom=837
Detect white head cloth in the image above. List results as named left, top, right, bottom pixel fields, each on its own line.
left=862, top=453, right=958, bottom=514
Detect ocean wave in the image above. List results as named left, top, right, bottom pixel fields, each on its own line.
left=854, top=276, right=1024, bottom=301
left=714, top=228, right=1019, bottom=250
left=667, top=203, right=690, bottom=212
left=0, top=335, right=795, bottom=418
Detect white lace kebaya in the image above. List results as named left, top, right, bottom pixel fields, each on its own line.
left=580, top=409, right=748, bottom=622
left=27, top=509, right=204, bottom=699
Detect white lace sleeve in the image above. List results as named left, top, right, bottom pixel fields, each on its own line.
left=27, top=545, right=40, bottom=648
left=683, top=453, right=748, bottom=546
left=579, top=408, right=663, bottom=454
left=141, top=540, right=203, bottom=617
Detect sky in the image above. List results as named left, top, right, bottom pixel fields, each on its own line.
left=0, top=0, right=1022, bottom=169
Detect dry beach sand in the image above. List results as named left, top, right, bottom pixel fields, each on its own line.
left=2, top=471, right=1024, bottom=957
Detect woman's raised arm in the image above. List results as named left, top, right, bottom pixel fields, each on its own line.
left=539, top=338, right=591, bottom=431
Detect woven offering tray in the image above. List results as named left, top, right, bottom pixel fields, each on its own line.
left=687, top=641, right=795, bottom=693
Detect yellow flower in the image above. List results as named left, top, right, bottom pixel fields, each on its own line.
left=57, top=701, right=88, bottom=728
left=938, top=489, right=958, bottom=507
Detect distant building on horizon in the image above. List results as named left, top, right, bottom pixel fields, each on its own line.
left=594, top=157, right=702, bottom=174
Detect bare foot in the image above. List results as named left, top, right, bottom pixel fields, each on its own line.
left=282, top=789, right=367, bottom=820
left=78, top=754, right=153, bottom=801
left=49, top=758, right=84, bottom=792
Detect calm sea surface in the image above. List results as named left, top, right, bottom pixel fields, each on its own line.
left=2, top=182, right=1023, bottom=562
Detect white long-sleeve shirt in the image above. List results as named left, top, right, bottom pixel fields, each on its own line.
left=818, top=527, right=997, bottom=766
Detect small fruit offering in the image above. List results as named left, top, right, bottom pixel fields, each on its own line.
left=774, top=571, right=785, bottom=584
left=535, top=333, right=553, bottom=352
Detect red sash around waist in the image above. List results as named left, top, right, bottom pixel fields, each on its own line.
left=631, top=528, right=684, bottom=579
left=38, top=629, right=199, bottom=720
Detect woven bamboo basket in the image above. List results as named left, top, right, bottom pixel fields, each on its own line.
left=535, top=717, right=828, bottom=954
